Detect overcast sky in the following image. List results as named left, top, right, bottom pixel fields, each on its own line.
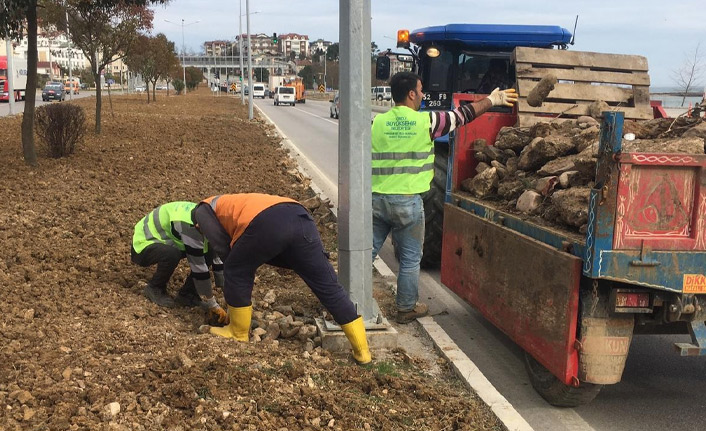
left=150, top=0, right=706, bottom=87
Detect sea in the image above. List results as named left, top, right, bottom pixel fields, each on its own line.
left=649, top=86, right=704, bottom=108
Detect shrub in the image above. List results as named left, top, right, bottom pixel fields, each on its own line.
left=34, top=103, right=86, bottom=158
left=172, top=79, right=185, bottom=95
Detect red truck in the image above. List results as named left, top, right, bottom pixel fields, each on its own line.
left=0, top=55, right=28, bottom=102
left=377, top=24, right=706, bottom=406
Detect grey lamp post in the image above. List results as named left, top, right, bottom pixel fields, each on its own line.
left=165, top=18, right=200, bottom=92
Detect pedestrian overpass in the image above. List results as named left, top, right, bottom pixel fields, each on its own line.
left=181, top=55, right=291, bottom=83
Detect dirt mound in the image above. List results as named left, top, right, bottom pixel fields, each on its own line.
left=0, top=90, right=502, bottom=430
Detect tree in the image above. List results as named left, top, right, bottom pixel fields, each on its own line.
left=299, top=51, right=306, bottom=61
left=165, top=59, right=182, bottom=96
left=184, top=66, right=202, bottom=90
left=78, top=67, right=95, bottom=87
left=297, top=65, right=314, bottom=89
left=0, top=0, right=39, bottom=166
left=254, top=67, right=269, bottom=83
left=289, top=50, right=296, bottom=62
left=672, top=43, right=705, bottom=107
left=45, top=0, right=155, bottom=134
left=312, top=48, right=324, bottom=63
left=147, top=33, right=177, bottom=101
left=326, top=43, right=339, bottom=62
left=124, top=34, right=155, bottom=103
left=371, top=41, right=379, bottom=59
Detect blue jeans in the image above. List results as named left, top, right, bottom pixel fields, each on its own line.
left=371, top=193, right=424, bottom=311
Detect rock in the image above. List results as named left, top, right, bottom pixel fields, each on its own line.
left=551, top=188, right=591, bottom=227
left=518, top=136, right=574, bottom=171
left=178, top=352, right=193, bottom=369
left=588, top=100, right=609, bottom=118
left=472, top=138, right=487, bottom=151
left=537, top=155, right=577, bottom=176
left=527, top=74, right=557, bottom=107
left=197, top=325, right=210, bottom=334
left=15, top=390, right=33, bottom=404
left=503, top=149, right=517, bottom=159
left=106, top=402, right=121, bottom=418
left=299, top=197, right=320, bottom=210
left=273, top=305, right=294, bottom=315
left=495, top=127, right=530, bottom=152
left=23, top=407, right=35, bottom=421
left=498, top=180, right=526, bottom=200
left=263, top=289, right=276, bottom=304
left=62, top=367, right=72, bottom=380
left=577, top=116, right=599, bottom=126
left=505, top=157, right=519, bottom=174
left=535, top=176, right=559, bottom=196
left=265, top=322, right=281, bottom=340
left=464, top=167, right=499, bottom=198
left=252, top=327, right=267, bottom=337
left=529, top=121, right=553, bottom=138
left=682, top=122, right=706, bottom=141
left=23, top=309, right=34, bottom=320
left=516, top=190, right=543, bottom=213
left=573, top=156, right=597, bottom=178
left=304, top=339, right=315, bottom=352
left=474, top=162, right=490, bottom=174
left=474, top=151, right=491, bottom=164
left=572, top=126, right=600, bottom=153
left=559, top=171, right=582, bottom=188
left=281, top=326, right=300, bottom=339
left=482, top=145, right=505, bottom=162
left=490, top=161, right=508, bottom=179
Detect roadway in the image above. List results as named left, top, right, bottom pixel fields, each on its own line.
left=253, top=96, right=706, bottom=431
left=0, top=91, right=94, bottom=117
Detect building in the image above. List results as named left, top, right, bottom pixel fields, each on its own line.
left=310, top=38, right=332, bottom=55
left=235, top=33, right=279, bottom=56
left=279, top=33, right=309, bottom=59
left=378, top=52, right=413, bottom=78
left=203, top=40, right=231, bottom=56
left=7, top=29, right=91, bottom=78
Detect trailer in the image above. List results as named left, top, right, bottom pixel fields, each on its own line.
left=377, top=24, right=706, bottom=406
left=0, top=55, right=28, bottom=102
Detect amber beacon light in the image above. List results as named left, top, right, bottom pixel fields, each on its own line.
left=396, top=29, right=410, bottom=48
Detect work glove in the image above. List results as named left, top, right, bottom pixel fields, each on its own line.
left=488, top=88, right=518, bottom=107
left=201, top=296, right=229, bottom=326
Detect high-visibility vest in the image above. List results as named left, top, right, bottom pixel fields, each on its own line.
left=202, top=194, right=297, bottom=246
left=371, top=106, right=433, bottom=194
left=132, top=201, right=196, bottom=253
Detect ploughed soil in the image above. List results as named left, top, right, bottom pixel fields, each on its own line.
left=0, top=89, right=503, bottom=431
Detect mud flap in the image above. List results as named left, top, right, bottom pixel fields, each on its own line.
left=578, top=285, right=634, bottom=384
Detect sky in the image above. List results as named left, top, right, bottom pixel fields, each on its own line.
left=150, top=0, right=706, bottom=88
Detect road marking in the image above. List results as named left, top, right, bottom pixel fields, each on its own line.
left=291, top=106, right=339, bottom=125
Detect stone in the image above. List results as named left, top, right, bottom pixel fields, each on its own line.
left=530, top=121, right=553, bottom=138
left=464, top=167, right=499, bottom=198
left=299, top=197, right=320, bottom=210
left=475, top=162, right=490, bottom=174
left=588, top=100, right=609, bottom=118
left=263, top=290, right=276, bottom=304
left=537, top=155, right=577, bottom=176
left=106, top=402, right=121, bottom=418
left=15, top=390, right=33, bottom=404
left=527, top=74, right=557, bottom=107
left=559, top=171, right=582, bottom=188
left=265, top=322, right=281, bottom=340
left=577, top=116, right=599, bottom=126
left=498, top=180, right=526, bottom=200
left=472, top=138, right=487, bottom=151
left=535, top=176, right=559, bottom=196
left=516, top=190, right=543, bottom=213
left=482, top=145, right=505, bottom=162
left=505, top=157, right=519, bottom=174
left=494, top=127, right=530, bottom=152
left=474, top=151, right=491, bottom=164
left=252, top=327, right=267, bottom=337
left=551, top=188, right=591, bottom=227
left=62, top=367, right=72, bottom=380
left=518, top=136, right=574, bottom=171
left=197, top=325, right=210, bottom=334
left=572, top=126, right=600, bottom=153
left=178, top=352, right=193, bottom=369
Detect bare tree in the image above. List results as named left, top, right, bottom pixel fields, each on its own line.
left=672, top=43, right=705, bottom=107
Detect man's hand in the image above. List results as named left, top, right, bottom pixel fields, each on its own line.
left=488, top=88, right=518, bottom=107
left=206, top=305, right=229, bottom=326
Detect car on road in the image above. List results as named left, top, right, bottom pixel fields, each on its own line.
left=156, top=85, right=168, bottom=91
left=252, top=84, right=266, bottom=98
left=135, top=86, right=146, bottom=93
left=274, top=86, right=296, bottom=106
left=329, top=92, right=340, bottom=119
left=371, top=86, right=391, bottom=101
left=42, top=83, right=65, bottom=101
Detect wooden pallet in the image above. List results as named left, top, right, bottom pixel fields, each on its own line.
left=512, top=47, right=653, bottom=127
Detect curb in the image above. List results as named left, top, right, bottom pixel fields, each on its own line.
left=254, top=102, right=533, bottom=431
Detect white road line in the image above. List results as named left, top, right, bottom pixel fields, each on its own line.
left=291, top=106, right=339, bottom=125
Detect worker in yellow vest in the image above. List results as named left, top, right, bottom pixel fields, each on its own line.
left=193, top=193, right=371, bottom=365
left=371, top=71, right=517, bottom=323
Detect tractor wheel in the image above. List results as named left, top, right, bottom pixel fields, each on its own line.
left=524, top=352, right=603, bottom=407
left=420, top=141, right=448, bottom=268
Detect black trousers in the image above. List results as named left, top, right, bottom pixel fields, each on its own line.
left=131, top=243, right=184, bottom=291
left=195, top=202, right=358, bottom=325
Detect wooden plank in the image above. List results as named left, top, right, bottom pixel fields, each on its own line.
left=517, top=80, right=643, bottom=104
left=515, top=63, right=650, bottom=86
left=517, top=100, right=654, bottom=119
left=514, top=47, right=648, bottom=72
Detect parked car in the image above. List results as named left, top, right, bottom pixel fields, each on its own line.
left=329, top=92, right=340, bottom=119
left=274, top=86, right=296, bottom=106
left=371, top=86, right=391, bottom=101
left=156, top=85, right=168, bottom=91
left=42, top=83, right=65, bottom=101
left=135, top=86, right=146, bottom=93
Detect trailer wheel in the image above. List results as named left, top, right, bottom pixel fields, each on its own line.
left=524, top=352, right=602, bottom=407
left=420, top=141, right=448, bottom=268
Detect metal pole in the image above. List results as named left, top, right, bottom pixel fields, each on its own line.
left=324, top=55, right=327, bottom=91
left=66, top=11, right=73, bottom=101
left=338, top=0, right=377, bottom=321
left=181, top=20, right=186, bottom=90
left=246, top=0, right=253, bottom=120
left=5, top=39, right=15, bottom=115
left=239, top=0, right=245, bottom=105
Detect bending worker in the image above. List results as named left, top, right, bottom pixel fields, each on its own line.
left=371, top=71, right=518, bottom=323
left=131, top=201, right=228, bottom=325
left=193, top=193, right=371, bottom=365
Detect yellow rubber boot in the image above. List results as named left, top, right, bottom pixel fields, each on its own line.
left=341, top=316, right=372, bottom=364
left=209, top=305, right=252, bottom=341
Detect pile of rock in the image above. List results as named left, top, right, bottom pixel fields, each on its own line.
left=461, top=116, right=706, bottom=234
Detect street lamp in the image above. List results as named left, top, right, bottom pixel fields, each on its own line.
left=238, top=4, right=260, bottom=105
left=164, top=18, right=200, bottom=93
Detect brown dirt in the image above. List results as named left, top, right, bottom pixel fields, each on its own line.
left=0, top=89, right=503, bottom=431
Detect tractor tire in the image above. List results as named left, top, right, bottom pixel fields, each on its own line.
left=524, top=352, right=603, bottom=407
left=420, top=141, right=448, bottom=269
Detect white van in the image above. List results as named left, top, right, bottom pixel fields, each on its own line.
left=253, top=83, right=266, bottom=98
left=371, top=86, right=391, bottom=101
left=274, top=86, right=295, bottom=106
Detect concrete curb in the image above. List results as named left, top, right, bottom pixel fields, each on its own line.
left=255, top=102, right=533, bottom=431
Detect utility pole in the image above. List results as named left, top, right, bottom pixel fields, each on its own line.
left=239, top=0, right=244, bottom=104
left=66, top=10, right=73, bottom=101
left=5, top=39, right=15, bottom=115
left=338, top=0, right=378, bottom=322
left=165, top=18, right=199, bottom=94
left=246, top=0, right=253, bottom=120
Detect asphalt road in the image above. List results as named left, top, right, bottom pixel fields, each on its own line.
left=0, top=91, right=95, bottom=117
left=257, top=97, right=706, bottom=431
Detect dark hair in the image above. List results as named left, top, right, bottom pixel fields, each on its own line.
left=390, top=72, right=421, bottom=103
